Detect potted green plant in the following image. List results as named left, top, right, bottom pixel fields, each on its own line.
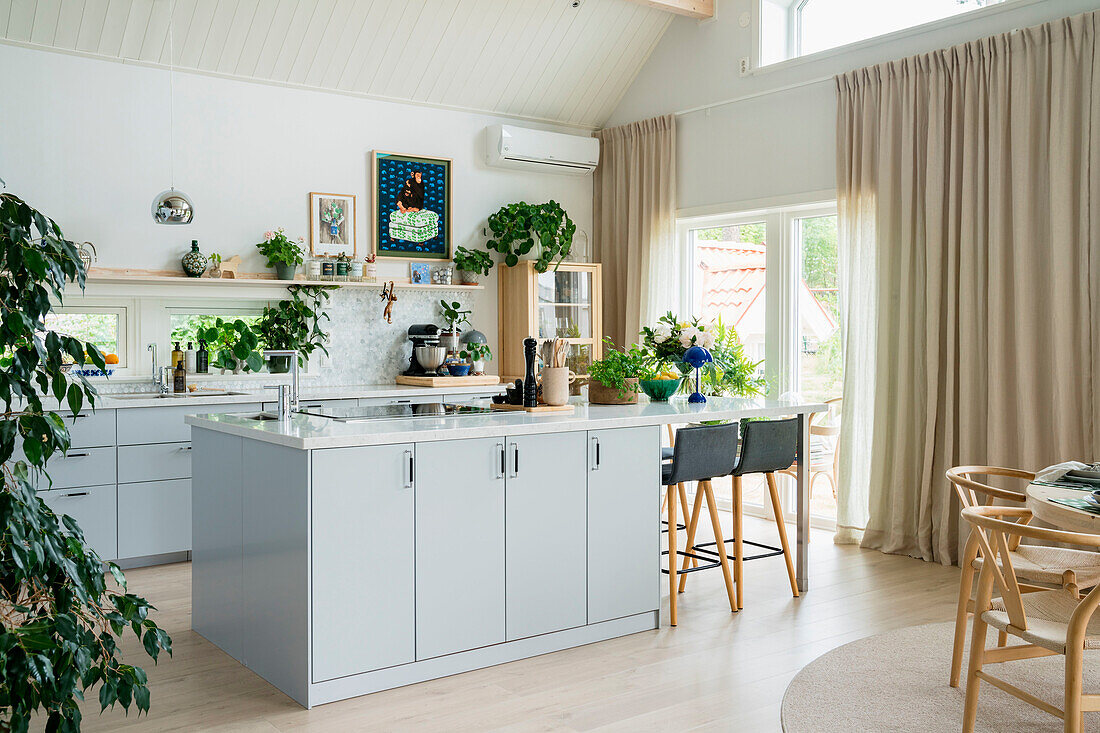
left=452, top=246, right=494, bottom=285
left=486, top=200, right=577, bottom=273
left=256, top=285, right=336, bottom=373
left=197, top=318, right=264, bottom=373
left=460, top=341, right=493, bottom=375
left=587, top=340, right=648, bottom=405
left=257, top=227, right=306, bottom=281
left=438, top=299, right=471, bottom=354
left=0, top=193, right=172, bottom=731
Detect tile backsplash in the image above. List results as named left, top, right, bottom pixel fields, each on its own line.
left=94, top=288, right=478, bottom=394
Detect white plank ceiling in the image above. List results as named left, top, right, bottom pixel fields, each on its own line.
left=0, top=0, right=672, bottom=128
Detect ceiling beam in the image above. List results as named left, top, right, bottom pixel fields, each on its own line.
left=625, top=0, right=714, bottom=20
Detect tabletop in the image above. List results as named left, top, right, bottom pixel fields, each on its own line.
left=1025, top=482, right=1100, bottom=534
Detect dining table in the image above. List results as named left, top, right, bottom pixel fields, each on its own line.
left=1025, top=481, right=1100, bottom=533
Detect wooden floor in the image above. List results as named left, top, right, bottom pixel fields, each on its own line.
left=70, top=517, right=960, bottom=732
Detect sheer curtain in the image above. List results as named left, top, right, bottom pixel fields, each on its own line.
left=593, top=115, right=677, bottom=348
left=834, top=12, right=1100, bottom=562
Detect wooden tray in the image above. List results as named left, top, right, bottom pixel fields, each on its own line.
left=490, top=403, right=575, bottom=414
left=395, top=375, right=501, bottom=387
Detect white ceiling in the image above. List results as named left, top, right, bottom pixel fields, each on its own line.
left=0, top=0, right=673, bottom=128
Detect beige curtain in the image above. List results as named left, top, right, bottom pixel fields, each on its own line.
left=835, top=12, right=1100, bottom=564
left=594, top=115, right=677, bottom=349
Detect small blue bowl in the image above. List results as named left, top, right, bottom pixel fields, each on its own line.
left=447, top=363, right=471, bottom=377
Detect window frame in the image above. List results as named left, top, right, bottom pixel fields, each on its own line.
left=45, top=302, right=133, bottom=372
left=755, top=0, right=1033, bottom=73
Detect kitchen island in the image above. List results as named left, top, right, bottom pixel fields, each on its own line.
left=185, top=396, right=826, bottom=707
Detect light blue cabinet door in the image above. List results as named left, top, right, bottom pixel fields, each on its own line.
left=587, top=426, right=661, bottom=623
left=42, top=484, right=117, bottom=560
left=311, top=444, right=415, bottom=681
left=505, top=431, right=588, bottom=640
left=415, top=438, right=505, bottom=659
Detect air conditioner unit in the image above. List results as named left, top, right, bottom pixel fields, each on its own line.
left=485, top=124, right=600, bottom=175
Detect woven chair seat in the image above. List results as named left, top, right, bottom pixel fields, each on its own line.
left=973, top=544, right=1100, bottom=586
left=984, top=589, right=1100, bottom=653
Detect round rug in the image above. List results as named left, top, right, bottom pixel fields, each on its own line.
left=782, top=622, right=1100, bottom=732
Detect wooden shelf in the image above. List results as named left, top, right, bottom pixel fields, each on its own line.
left=86, top=269, right=483, bottom=291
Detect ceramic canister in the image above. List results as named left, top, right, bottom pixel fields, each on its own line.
left=540, top=367, right=576, bottom=406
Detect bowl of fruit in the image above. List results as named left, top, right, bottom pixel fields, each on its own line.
left=639, top=368, right=684, bottom=402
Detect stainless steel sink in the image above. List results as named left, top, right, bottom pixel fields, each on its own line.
left=110, top=391, right=251, bottom=400
left=243, top=412, right=281, bottom=421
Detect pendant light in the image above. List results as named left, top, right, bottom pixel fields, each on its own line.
left=151, top=0, right=194, bottom=225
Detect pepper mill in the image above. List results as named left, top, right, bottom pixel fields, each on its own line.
left=522, top=337, right=538, bottom=408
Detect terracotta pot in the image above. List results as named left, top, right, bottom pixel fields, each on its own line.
left=588, top=378, right=639, bottom=405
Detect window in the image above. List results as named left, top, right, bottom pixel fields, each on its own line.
left=760, top=0, right=1005, bottom=66
left=169, top=312, right=260, bottom=348
left=680, top=204, right=840, bottom=527
left=44, top=308, right=127, bottom=366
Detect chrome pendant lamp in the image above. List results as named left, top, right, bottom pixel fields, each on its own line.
left=152, top=0, right=193, bottom=225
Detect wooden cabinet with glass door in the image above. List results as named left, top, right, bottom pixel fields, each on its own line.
left=498, top=262, right=603, bottom=381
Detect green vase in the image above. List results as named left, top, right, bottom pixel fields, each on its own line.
left=181, top=240, right=207, bottom=277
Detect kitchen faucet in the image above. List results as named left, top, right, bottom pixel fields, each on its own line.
left=263, top=350, right=300, bottom=416
left=149, top=343, right=171, bottom=394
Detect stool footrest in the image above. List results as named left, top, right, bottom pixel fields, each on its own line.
left=660, top=548, right=721, bottom=575
left=660, top=519, right=688, bottom=533
left=691, top=538, right=784, bottom=562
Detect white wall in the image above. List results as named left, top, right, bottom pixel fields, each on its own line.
left=607, top=0, right=1100, bottom=213
left=0, top=43, right=592, bottom=377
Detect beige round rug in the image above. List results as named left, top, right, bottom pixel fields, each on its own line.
left=782, top=622, right=1100, bottom=732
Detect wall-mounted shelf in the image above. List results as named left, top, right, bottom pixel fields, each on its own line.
left=86, top=269, right=484, bottom=292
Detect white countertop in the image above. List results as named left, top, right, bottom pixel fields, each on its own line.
left=184, top=396, right=830, bottom=450
left=92, top=382, right=505, bottom=409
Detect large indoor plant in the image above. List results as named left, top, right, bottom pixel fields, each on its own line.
left=485, top=201, right=576, bottom=273
left=587, top=341, right=648, bottom=405
left=0, top=193, right=172, bottom=731
left=256, top=227, right=305, bottom=281
left=255, top=285, right=336, bottom=373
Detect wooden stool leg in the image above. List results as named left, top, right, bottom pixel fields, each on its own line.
left=678, top=482, right=697, bottom=570
left=733, top=475, right=744, bottom=610
left=701, top=480, right=738, bottom=613
left=765, top=473, right=799, bottom=598
left=666, top=483, right=678, bottom=626
left=678, top=483, right=706, bottom=593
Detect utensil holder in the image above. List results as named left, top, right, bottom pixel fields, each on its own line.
left=540, top=367, right=576, bottom=406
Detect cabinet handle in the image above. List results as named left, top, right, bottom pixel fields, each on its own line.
left=591, top=437, right=600, bottom=471
left=393, top=399, right=412, bottom=404
left=496, top=442, right=505, bottom=479
left=60, top=491, right=89, bottom=498
left=509, top=443, right=519, bottom=478
left=180, top=445, right=192, bottom=451
left=403, top=449, right=414, bottom=489
left=66, top=452, right=90, bottom=458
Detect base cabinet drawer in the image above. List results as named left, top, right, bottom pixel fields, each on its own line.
left=117, top=479, right=191, bottom=558
left=37, top=447, right=116, bottom=490
left=42, top=484, right=117, bottom=560
left=117, top=403, right=261, bottom=445
left=64, top=410, right=116, bottom=449
left=118, top=442, right=192, bottom=483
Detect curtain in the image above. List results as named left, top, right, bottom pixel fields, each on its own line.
left=594, top=114, right=677, bottom=349
left=834, top=12, right=1100, bottom=563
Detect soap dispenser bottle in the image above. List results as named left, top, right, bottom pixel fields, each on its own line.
left=185, top=342, right=197, bottom=373
left=196, top=340, right=209, bottom=374
left=171, top=341, right=184, bottom=370
left=173, top=360, right=187, bottom=393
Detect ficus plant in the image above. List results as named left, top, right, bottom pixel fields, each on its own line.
left=485, top=201, right=576, bottom=273
left=0, top=193, right=172, bottom=732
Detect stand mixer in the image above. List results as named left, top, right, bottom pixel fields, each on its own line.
left=403, top=324, right=445, bottom=377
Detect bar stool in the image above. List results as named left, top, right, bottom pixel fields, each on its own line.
left=681, top=418, right=800, bottom=609
left=663, top=421, right=740, bottom=625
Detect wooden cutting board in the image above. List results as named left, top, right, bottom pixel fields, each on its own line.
left=395, top=375, right=501, bottom=387
left=490, top=403, right=575, bottom=414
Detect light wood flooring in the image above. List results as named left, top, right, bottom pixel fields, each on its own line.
left=69, top=517, right=960, bottom=732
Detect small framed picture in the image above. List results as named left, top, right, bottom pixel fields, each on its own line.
left=371, top=151, right=451, bottom=260
left=309, top=192, right=357, bottom=258
left=409, top=262, right=430, bottom=285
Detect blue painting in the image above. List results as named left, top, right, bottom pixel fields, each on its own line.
left=372, top=151, right=451, bottom=260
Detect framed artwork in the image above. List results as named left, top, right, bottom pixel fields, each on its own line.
left=371, top=151, right=451, bottom=260
left=309, top=192, right=357, bottom=258
left=409, top=262, right=430, bottom=285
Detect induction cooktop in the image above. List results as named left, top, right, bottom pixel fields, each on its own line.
left=295, top=402, right=493, bottom=423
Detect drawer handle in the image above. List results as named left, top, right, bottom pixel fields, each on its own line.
left=393, top=399, right=412, bottom=404
left=60, top=491, right=89, bottom=498
left=67, top=452, right=90, bottom=458
left=180, top=445, right=192, bottom=451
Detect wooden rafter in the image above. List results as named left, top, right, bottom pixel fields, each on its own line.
left=625, top=0, right=714, bottom=20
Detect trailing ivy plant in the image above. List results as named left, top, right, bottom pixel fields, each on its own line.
left=0, top=193, right=172, bottom=732
left=485, top=201, right=576, bottom=273
left=256, top=285, right=337, bottom=368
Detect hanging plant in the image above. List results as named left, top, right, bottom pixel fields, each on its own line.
left=486, top=200, right=576, bottom=273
